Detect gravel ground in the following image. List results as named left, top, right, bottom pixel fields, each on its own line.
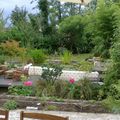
left=6, top=110, right=120, bottom=120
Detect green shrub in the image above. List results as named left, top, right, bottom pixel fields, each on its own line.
left=35, top=80, right=46, bottom=97
left=60, top=50, right=72, bottom=64
left=54, top=80, right=68, bottom=98
left=41, top=64, right=63, bottom=85
left=3, top=100, right=17, bottom=110
left=78, top=61, right=93, bottom=71
left=0, top=55, right=6, bottom=64
left=36, top=81, right=57, bottom=97
left=104, top=42, right=120, bottom=99
left=91, top=83, right=102, bottom=100
left=102, top=96, right=120, bottom=113
left=8, top=85, right=35, bottom=96
left=78, top=78, right=92, bottom=100
left=109, top=82, right=120, bottom=100
left=30, top=49, right=46, bottom=65
left=47, top=105, right=57, bottom=111
left=0, top=40, right=26, bottom=57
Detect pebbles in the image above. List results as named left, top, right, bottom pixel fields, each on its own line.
left=9, top=110, right=120, bottom=120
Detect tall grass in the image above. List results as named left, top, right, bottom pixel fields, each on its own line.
left=60, top=50, right=72, bottom=64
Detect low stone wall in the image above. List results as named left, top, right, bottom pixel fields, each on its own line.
left=28, top=66, right=99, bottom=81
left=0, top=95, right=107, bottom=113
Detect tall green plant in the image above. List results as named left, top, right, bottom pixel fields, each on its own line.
left=60, top=50, right=72, bottom=64
left=41, top=64, right=63, bottom=85
left=93, top=0, right=120, bottom=58
left=30, top=49, right=46, bottom=65
left=38, top=0, right=49, bottom=35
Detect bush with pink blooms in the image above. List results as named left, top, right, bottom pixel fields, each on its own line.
left=8, top=81, right=35, bottom=96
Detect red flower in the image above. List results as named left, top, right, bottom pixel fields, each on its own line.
left=23, top=81, right=32, bottom=86
left=69, top=77, right=75, bottom=84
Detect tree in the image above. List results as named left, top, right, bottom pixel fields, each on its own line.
left=0, top=10, right=5, bottom=32
left=93, top=0, right=120, bottom=58
left=11, top=6, right=28, bottom=26
left=59, top=15, right=84, bottom=53
left=38, top=0, right=49, bottom=35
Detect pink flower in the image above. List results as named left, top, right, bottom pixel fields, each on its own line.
left=69, top=77, right=75, bottom=84
left=23, top=81, right=32, bottom=86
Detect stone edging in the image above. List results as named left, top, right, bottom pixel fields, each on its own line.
left=0, top=95, right=109, bottom=113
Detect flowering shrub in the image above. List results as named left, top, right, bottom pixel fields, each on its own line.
left=8, top=81, right=34, bottom=96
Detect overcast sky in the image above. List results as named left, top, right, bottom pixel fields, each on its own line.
left=0, top=0, right=37, bottom=18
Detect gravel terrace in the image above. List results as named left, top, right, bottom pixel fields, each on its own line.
left=5, top=110, right=120, bottom=120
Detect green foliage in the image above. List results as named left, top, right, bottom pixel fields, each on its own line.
left=35, top=80, right=46, bottom=97
left=102, top=96, right=120, bottom=113
left=47, top=105, right=57, bottom=110
left=78, top=61, right=93, bottom=71
left=30, top=49, right=46, bottom=65
left=60, top=50, right=72, bottom=64
left=111, top=42, right=120, bottom=62
left=20, top=74, right=28, bottom=82
left=3, top=100, right=17, bottom=110
left=38, top=0, right=49, bottom=35
left=0, top=40, right=26, bottom=57
left=77, top=79, right=93, bottom=100
left=0, top=10, right=6, bottom=33
left=109, top=82, right=120, bottom=100
left=8, top=85, right=35, bottom=96
left=104, top=41, right=120, bottom=100
left=41, top=64, right=63, bottom=85
left=91, top=83, right=102, bottom=100
left=59, top=15, right=84, bottom=53
left=54, top=80, right=68, bottom=98
left=93, top=1, right=120, bottom=58
left=37, top=34, right=61, bottom=53
left=105, top=42, right=120, bottom=86
left=11, top=6, right=28, bottom=26
left=0, top=55, right=6, bottom=64
left=35, top=79, right=67, bottom=98
left=36, top=76, right=99, bottom=100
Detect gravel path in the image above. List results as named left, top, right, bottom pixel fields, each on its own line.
left=7, top=110, right=120, bottom=120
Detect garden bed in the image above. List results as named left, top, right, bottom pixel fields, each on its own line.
left=0, top=95, right=108, bottom=113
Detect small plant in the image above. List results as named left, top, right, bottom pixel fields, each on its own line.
left=3, top=100, right=17, bottom=110
left=40, top=96, right=48, bottom=107
left=47, top=105, right=57, bottom=111
left=41, top=64, right=63, bottom=85
left=8, top=85, right=35, bottom=96
left=60, top=50, right=72, bottom=64
left=79, top=78, right=92, bottom=100
left=30, top=49, right=46, bottom=65
left=102, top=96, right=120, bottom=113
left=78, top=61, right=93, bottom=71
left=0, top=55, right=6, bottom=64
left=20, top=74, right=28, bottom=82
left=67, top=77, right=75, bottom=99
